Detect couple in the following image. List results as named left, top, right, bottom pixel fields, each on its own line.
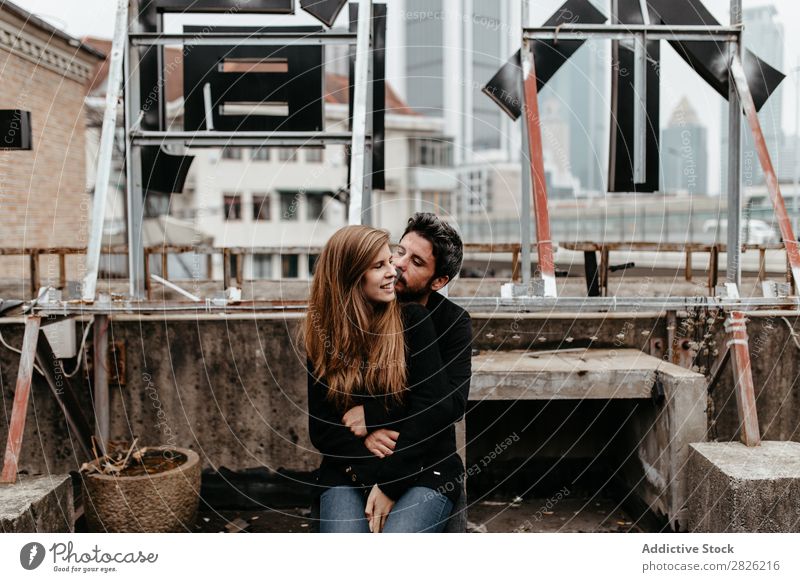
left=305, top=213, right=473, bottom=533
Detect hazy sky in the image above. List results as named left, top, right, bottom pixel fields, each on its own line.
left=12, top=0, right=800, bottom=193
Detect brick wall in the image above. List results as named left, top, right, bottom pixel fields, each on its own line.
left=0, top=42, right=97, bottom=290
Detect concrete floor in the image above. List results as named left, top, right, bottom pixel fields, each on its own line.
left=190, top=496, right=641, bottom=533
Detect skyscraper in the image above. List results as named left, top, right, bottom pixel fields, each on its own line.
left=661, top=97, right=709, bottom=195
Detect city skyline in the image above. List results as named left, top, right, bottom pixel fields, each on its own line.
left=14, top=0, right=800, bottom=196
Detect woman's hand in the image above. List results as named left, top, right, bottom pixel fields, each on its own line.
left=365, top=484, right=394, bottom=533
left=364, top=429, right=399, bottom=458
left=342, top=405, right=367, bottom=438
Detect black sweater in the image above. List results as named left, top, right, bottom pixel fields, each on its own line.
left=307, top=298, right=472, bottom=504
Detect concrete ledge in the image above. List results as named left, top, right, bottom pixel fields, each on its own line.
left=688, top=441, right=800, bottom=532
left=471, top=349, right=697, bottom=400
left=0, top=474, right=74, bottom=533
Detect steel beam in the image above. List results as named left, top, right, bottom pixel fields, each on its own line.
left=633, top=33, right=647, bottom=184
left=83, top=0, right=129, bottom=302
left=130, top=32, right=358, bottom=46
left=519, top=0, right=532, bottom=288
left=126, top=0, right=146, bottom=299
left=0, top=316, right=41, bottom=483
left=131, top=130, right=354, bottom=147
left=726, top=0, right=743, bottom=292
left=347, top=0, right=373, bottom=225
left=92, top=314, right=110, bottom=453
left=523, top=24, right=739, bottom=42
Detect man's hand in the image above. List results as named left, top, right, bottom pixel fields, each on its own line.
left=364, top=429, right=399, bottom=458
left=365, top=484, right=395, bottom=533
left=342, top=405, right=367, bottom=438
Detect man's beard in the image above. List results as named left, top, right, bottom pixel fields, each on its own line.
left=395, top=274, right=434, bottom=303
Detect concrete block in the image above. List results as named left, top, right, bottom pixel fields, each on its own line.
left=0, top=474, right=73, bottom=533
left=688, top=441, right=800, bottom=532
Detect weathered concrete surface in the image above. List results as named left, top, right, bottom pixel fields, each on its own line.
left=687, top=441, right=800, bottom=532
left=474, top=349, right=673, bottom=400
left=611, top=365, right=708, bottom=530
left=0, top=474, right=73, bottom=532
left=0, top=311, right=798, bottom=497
left=470, top=348, right=706, bottom=530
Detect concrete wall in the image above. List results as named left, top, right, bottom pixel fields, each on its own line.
left=1, top=311, right=798, bottom=477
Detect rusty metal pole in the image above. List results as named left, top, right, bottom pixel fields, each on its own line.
left=725, top=311, right=761, bottom=446
left=730, top=55, right=800, bottom=292
left=1, top=316, right=41, bottom=483
left=93, top=314, right=110, bottom=452
left=520, top=38, right=556, bottom=297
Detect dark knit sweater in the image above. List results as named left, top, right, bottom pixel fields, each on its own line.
left=307, top=297, right=472, bottom=504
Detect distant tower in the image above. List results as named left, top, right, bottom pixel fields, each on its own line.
left=662, top=97, right=709, bottom=195
left=398, top=0, right=518, bottom=165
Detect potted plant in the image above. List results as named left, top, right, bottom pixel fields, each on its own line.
left=80, top=440, right=201, bottom=533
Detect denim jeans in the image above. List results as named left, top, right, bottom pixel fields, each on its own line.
left=319, top=485, right=453, bottom=533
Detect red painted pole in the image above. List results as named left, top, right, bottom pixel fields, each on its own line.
left=1, top=316, right=41, bottom=483
left=731, top=56, right=800, bottom=290
left=522, top=43, right=556, bottom=296
left=724, top=311, right=761, bottom=447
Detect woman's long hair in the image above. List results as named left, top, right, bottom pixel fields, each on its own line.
left=304, top=225, right=406, bottom=410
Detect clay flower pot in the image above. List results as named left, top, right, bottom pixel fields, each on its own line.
left=81, top=446, right=201, bottom=533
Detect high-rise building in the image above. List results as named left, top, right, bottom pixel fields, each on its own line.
left=661, top=97, right=709, bottom=195
left=395, top=0, right=608, bottom=182
left=397, top=0, right=518, bottom=165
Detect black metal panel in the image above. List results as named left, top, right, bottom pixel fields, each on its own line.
left=482, top=0, right=607, bottom=120
left=608, top=0, right=660, bottom=192
left=144, top=0, right=294, bottom=14
left=647, top=0, right=783, bottom=112
left=0, top=110, right=32, bottom=150
left=183, top=25, right=324, bottom=132
left=347, top=3, right=386, bottom=190
left=301, top=0, right=347, bottom=27
left=141, top=146, right=194, bottom=195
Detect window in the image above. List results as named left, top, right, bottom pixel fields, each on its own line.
left=281, top=254, right=299, bottom=278
left=251, top=148, right=270, bottom=161
left=463, top=170, right=490, bottom=214
left=223, top=194, right=242, bottom=220
left=308, top=254, right=319, bottom=277
left=421, top=190, right=451, bottom=215
left=252, top=194, right=271, bottom=221
left=278, top=148, right=297, bottom=162
left=252, top=254, right=273, bottom=279
left=409, top=137, right=454, bottom=167
left=304, top=147, right=323, bottom=163
left=222, top=147, right=242, bottom=160
left=280, top=192, right=299, bottom=221
left=306, top=194, right=324, bottom=222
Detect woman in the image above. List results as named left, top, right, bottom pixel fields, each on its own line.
left=305, top=225, right=463, bottom=533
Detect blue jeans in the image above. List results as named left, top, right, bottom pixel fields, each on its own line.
left=319, top=486, right=453, bottom=533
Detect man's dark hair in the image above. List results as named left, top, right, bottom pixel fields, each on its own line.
left=402, top=212, right=463, bottom=281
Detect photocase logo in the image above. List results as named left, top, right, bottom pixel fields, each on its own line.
left=20, top=542, right=46, bottom=570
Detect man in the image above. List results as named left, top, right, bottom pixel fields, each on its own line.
left=342, top=212, right=473, bottom=490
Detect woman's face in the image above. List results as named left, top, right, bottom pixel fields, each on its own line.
left=361, top=243, right=397, bottom=304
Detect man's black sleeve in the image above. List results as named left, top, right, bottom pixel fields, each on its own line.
left=375, top=304, right=455, bottom=500
left=440, top=311, right=472, bottom=424
left=307, top=363, right=375, bottom=463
